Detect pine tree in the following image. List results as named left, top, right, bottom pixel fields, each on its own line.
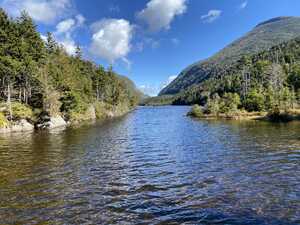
left=75, top=45, right=82, bottom=59
left=45, top=32, right=57, bottom=55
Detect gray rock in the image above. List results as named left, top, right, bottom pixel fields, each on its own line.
left=0, top=119, right=34, bottom=134
left=46, top=116, right=67, bottom=129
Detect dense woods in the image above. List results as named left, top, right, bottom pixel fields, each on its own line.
left=182, top=37, right=300, bottom=120
left=0, top=8, right=141, bottom=128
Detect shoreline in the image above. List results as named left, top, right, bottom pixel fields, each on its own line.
left=188, top=110, right=300, bottom=123
left=0, top=104, right=135, bottom=135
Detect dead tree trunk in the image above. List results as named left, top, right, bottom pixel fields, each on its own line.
left=7, top=82, right=12, bottom=121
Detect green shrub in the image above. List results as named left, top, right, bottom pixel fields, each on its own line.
left=94, top=102, right=107, bottom=119
left=204, top=94, right=220, bottom=115
left=243, top=89, right=265, bottom=112
left=0, top=102, right=33, bottom=120
left=11, top=102, right=33, bottom=120
left=0, top=112, right=8, bottom=128
left=219, top=93, right=241, bottom=113
left=60, top=91, right=90, bottom=120
left=188, top=104, right=203, bottom=117
left=287, top=64, right=300, bottom=91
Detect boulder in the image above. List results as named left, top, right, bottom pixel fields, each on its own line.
left=46, top=116, right=67, bottom=129
left=36, top=115, right=67, bottom=129
left=0, top=119, right=34, bottom=134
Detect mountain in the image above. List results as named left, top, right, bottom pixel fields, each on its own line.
left=159, top=16, right=300, bottom=96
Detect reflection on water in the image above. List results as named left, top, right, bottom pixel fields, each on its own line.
left=0, top=106, right=300, bottom=224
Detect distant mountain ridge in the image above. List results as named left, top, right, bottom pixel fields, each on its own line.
left=159, top=16, right=300, bottom=96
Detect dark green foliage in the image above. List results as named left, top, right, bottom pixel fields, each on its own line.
left=219, top=93, right=241, bottom=113
left=287, top=64, right=300, bottom=90
left=244, top=89, right=265, bottom=112
left=0, top=8, right=141, bottom=122
left=188, top=104, right=203, bottom=117
left=267, top=106, right=293, bottom=122
left=164, top=35, right=300, bottom=116
left=140, top=95, right=178, bottom=106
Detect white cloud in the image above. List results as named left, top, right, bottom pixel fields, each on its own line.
left=239, top=1, right=248, bottom=9
left=1, top=0, right=72, bottom=24
left=89, top=18, right=134, bottom=63
left=40, top=34, right=47, bottom=42
left=54, top=15, right=85, bottom=55
left=139, top=75, right=178, bottom=96
left=137, top=0, right=187, bottom=32
left=56, top=18, right=76, bottom=34
left=139, top=85, right=160, bottom=97
left=201, top=10, right=222, bottom=23
left=161, top=75, right=177, bottom=89
left=76, top=14, right=85, bottom=26
left=59, top=38, right=77, bottom=55
left=55, top=14, right=85, bottom=34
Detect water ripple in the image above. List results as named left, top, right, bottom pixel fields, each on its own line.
left=1, top=106, right=300, bottom=224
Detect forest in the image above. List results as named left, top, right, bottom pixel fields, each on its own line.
left=182, top=37, right=300, bottom=121
left=0, top=8, right=141, bottom=128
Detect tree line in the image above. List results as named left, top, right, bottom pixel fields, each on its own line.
left=176, top=37, right=300, bottom=118
left=0, top=8, right=141, bottom=124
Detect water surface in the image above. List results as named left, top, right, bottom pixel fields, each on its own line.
left=0, top=106, right=300, bottom=224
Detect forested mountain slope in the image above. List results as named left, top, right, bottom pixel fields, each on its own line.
left=174, top=36, right=300, bottom=120
left=160, top=16, right=300, bottom=95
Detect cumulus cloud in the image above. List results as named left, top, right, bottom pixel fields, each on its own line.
left=1, top=0, right=72, bottom=24
left=59, top=38, right=77, bottom=55
left=201, top=10, right=222, bottom=23
left=56, top=18, right=76, bottom=34
left=239, top=1, right=248, bottom=9
left=137, top=0, right=187, bottom=32
left=54, top=14, right=85, bottom=55
left=89, top=18, right=134, bottom=63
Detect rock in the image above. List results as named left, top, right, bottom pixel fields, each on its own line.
left=36, top=115, right=67, bottom=129
left=0, top=119, right=34, bottom=134
left=46, top=116, right=67, bottom=129
left=107, top=111, right=115, bottom=118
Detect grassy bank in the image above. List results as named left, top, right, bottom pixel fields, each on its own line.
left=188, top=104, right=300, bottom=122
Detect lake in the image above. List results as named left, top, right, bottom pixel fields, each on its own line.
left=0, top=106, right=300, bottom=224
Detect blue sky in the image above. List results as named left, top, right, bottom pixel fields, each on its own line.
left=1, top=0, right=299, bottom=96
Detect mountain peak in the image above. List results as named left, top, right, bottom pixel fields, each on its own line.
left=256, top=16, right=297, bottom=27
